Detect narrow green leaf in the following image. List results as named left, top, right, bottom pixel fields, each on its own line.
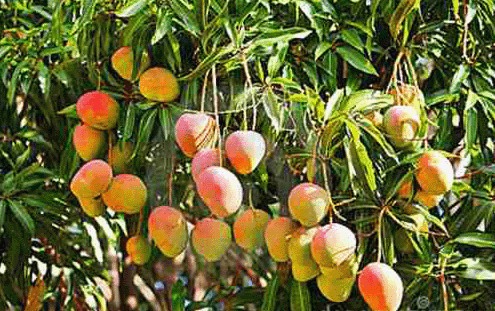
left=389, top=0, right=420, bottom=40
left=158, top=107, right=172, bottom=140
left=123, top=104, right=137, bottom=141
left=290, top=279, right=311, bottom=311
left=152, top=9, right=172, bottom=45
left=452, top=233, right=495, bottom=249
left=116, top=0, right=148, bottom=18
left=261, top=274, right=280, bottom=311
left=250, top=28, right=312, bottom=49
left=452, top=258, right=495, bottom=280
left=8, top=200, right=35, bottom=236
left=341, top=29, right=364, bottom=53
left=335, top=46, right=378, bottom=76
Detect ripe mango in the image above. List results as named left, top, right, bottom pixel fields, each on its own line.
left=191, top=218, right=231, bottom=262
left=264, top=217, right=296, bottom=262
left=101, top=174, right=147, bottom=214
left=191, top=148, right=221, bottom=182
left=73, top=124, right=107, bottom=161
left=233, top=209, right=270, bottom=251
left=292, top=262, right=320, bottom=282
left=139, top=67, right=179, bottom=102
left=310, top=223, right=356, bottom=267
left=148, top=206, right=188, bottom=258
left=195, top=166, right=243, bottom=217
left=76, top=91, right=120, bottom=130
left=415, top=150, right=454, bottom=195
left=175, top=113, right=217, bottom=158
left=317, top=273, right=355, bottom=303
left=288, top=183, right=329, bottom=227
left=397, top=178, right=443, bottom=208
left=111, top=46, right=150, bottom=81
left=358, top=262, right=404, bottom=311
left=70, top=160, right=112, bottom=198
left=78, top=196, right=105, bottom=217
left=225, top=130, right=266, bottom=174
left=126, top=235, right=152, bottom=265
left=288, top=227, right=319, bottom=266
left=383, top=106, right=420, bottom=149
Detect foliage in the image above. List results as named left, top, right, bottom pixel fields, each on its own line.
left=1, top=0, right=495, bottom=310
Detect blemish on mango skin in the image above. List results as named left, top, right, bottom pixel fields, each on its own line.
left=76, top=91, right=120, bottom=130
left=101, top=174, right=147, bottom=214
left=225, top=130, right=266, bottom=175
left=139, top=67, right=180, bottom=102
left=192, top=218, right=231, bottom=262
left=195, top=166, right=243, bottom=218
left=175, top=113, right=217, bottom=158
left=358, top=262, right=404, bottom=311
left=148, top=206, right=188, bottom=258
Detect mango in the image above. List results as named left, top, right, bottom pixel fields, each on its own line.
left=78, top=196, right=105, bottom=217
left=288, top=227, right=319, bottom=266
left=148, top=206, right=188, bottom=258
left=109, top=142, right=134, bottom=174
left=415, top=150, right=454, bottom=195
left=175, top=113, right=217, bottom=158
left=319, top=254, right=358, bottom=278
left=126, top=235, right=152, bottom=265
left=317, top=273, right=355, bottom=303
left=195, top=166, right=243, bottom=217
left=191, top=218, right=231, bottom=262
left=383, top=106, right=420, bottom=149
left=264, top=217, right=296, bottom=262
left=139, top=67, right=180, bottom=102
left=292, top=262, right=320, bottom=282
left=73, top=124, right=107, bottom=161
left=70, top=160, right=112, bottom=198
left=397, top=178, right=443, bottom=208
left=288, top=183, right=329, bottom=227
left=233, top=209, right=270, bottom=251
left=76, top=91, right=120, bottom=130
left=310, top=223, right=356, bottom=267
left=111, top=46, right=150, bottom=81
left=358, top=262, right=404, bottom=311
left=101, top=174, right=147, bottom=214
left=225, top=130, right=266, bottom=174
left=191, top=148, right=221, bottom=182
left=389, top=84, right=424, bottom=114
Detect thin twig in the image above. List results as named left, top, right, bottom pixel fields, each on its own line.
left=241, top=53, right=257, bottom=130
left=200, top=70, right=210, bottom=113
left=376, top=206, right=388, bottom=263
left=212, top=65, right=223, bottom=166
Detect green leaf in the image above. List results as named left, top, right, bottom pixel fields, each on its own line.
left=7, top=200, right=35, bottom=236
left=341, top=29, right=364, bottom=53
left=450, top=64, right=470, bottom=94
left=116, top=0, right=149, bottom=18
left=452, top=233, right=495, bottom=249
left=290, top=279, right=311, bottom=311
left=152, top=9, right=172, bottom=45
left=0, top=200, right=6, bottom=233
left=347, top=120, right=377, bottom=193
left=158, top=107, right=172, bottom=140
left=250, top=27, right=312, bottom=49
left=452, top=258, right=495, bottom=280
left=123, top=104, right=137, bottom=141
left=335, top=46, right=378, bottom=76
left=262, top=88, right=283, bottom=133
left=261, top=274, right=280, bottom=311
left=389, top=0, right=420, bottom=40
